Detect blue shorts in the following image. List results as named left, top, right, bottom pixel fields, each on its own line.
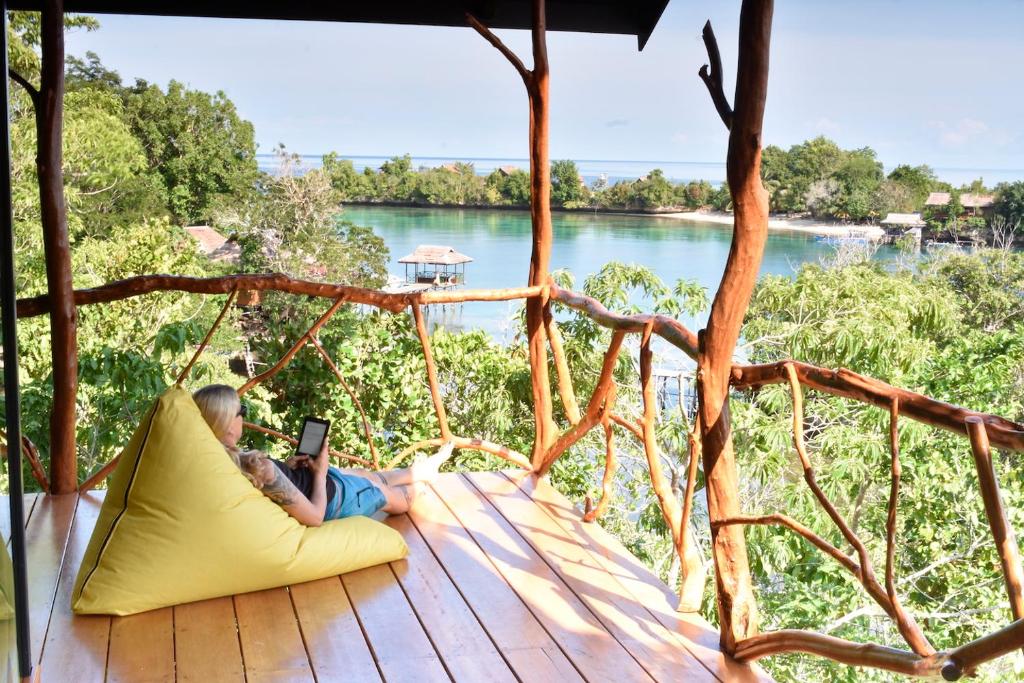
left=324, top=468, right=387, bottom=520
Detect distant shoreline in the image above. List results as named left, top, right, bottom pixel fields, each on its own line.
left=660, top=210, right=886, bottom=238
left=343, top=201, right=887, bottom=238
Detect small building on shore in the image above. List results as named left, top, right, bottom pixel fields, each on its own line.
left=881, top=212, right=925, bottom=243
left=398, top=245, right=473, bottom=289
left=184, top=226, right=240, bottom=264
left=924, top=192, right=995, bottom=217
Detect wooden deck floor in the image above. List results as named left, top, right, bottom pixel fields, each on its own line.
left=14, top=470, right=770, bottom=682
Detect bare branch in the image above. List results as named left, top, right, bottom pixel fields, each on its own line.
left=175, top=288, right=237, bottom=385
left=715, top=513, right=859, bottom=575
left=734, top=359, right=1024, bottom=453
left=697, top=21, right=733, bottom=130
left=237, top=297, right=346, bottom=395
left=308, top=335, right=381, bottom=470
left=466, top=12, right=533, bottom=90
left=785, top=363, right=935, bottom=656
left=734, top=631, right=948, bottom=678
left=8, top=68, right=41, bottom=107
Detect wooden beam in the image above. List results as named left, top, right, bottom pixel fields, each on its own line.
left=549, top=284, right=699, bottom=358
left=732, top=360, right=1024, bottom=452
left=16, top=273, right=544, bottom=317
left=734, top=630, right=947, bottom=678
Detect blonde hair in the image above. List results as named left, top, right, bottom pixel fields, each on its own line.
left=192, top=384, right=239, bottom=446
left=192, top=384, right=260, bottom=487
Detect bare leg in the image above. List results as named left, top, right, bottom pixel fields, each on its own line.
left=344, top=442, right=455, bottom=487
left=379, top=483, right=423, bottom=515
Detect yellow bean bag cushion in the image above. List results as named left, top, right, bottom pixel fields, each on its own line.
left=72, top=385, right=408, bottom=615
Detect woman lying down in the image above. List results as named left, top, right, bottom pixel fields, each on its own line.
left=193, top=384, right=454, bottom=526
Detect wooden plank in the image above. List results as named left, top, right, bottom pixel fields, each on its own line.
left=24, top=494, right=77, bottom=662
left=290, top=577, right=381, bottom=683
left=385, top=513, right=516, bottom=683
left=468, top=471, right=717, bottom=682
left=234, top=587, right=314, bottom=683
left=431, top=473, right=654, bottom=682
left=2, top=493, right=39, bottom=545
left=341, top=564, right=450, bottom=683
left=506, top=470, right=774, bottom=683
left=174, top=597, right=245, bottom=682
left=106, top=607, right=175, bottom=683
left=408, top=482, right=583, bottom=683
left=37, top=491, right=109, bottom=681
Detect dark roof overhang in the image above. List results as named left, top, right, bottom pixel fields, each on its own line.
left=6, top=1, right=670, bottom=50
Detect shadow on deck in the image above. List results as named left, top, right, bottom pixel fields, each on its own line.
left=13, top=471, right=770, bottom=682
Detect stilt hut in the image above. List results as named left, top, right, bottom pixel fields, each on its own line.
left=399, top=245, right=473, bottom=288
left=2, top=1, right=1024, bottom=682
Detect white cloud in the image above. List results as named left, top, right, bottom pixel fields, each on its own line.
left=929, top=118, right=991, bottom=147
left=670, top=132, right=688, bottom=145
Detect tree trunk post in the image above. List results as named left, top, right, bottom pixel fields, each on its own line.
left=697, top=0, right=774, bottom=653
left=524, top=0, right=556, bottom=467
left=38, top=0, right=77, bottom=493
left=465, top=1, right=555, bottom=470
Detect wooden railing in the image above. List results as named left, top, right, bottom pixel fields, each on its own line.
left=9, top=0, right=1024, bottom=678
left=16, top=269, right=1024, bottom=679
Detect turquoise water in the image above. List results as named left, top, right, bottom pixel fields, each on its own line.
left=340, top=205, right=892, bottom=342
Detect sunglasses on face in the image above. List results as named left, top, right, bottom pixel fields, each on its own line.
left=237, top=403, right=248, bottom=419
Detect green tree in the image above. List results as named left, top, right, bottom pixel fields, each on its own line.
left=412, top=163, right=489, bottom=205
left=121, top=78, right=258, bottom=224
left=321, top=152, right=371, bottom=201
left=736, top=251, right=1024, bottom=682
left=993, top=181, right=1024, bottom=228
left=830, top=147, right=884, bottom=220
left=886, top=164, right=937, bottom=210
left=217, top=148, right=388, bottom=288
left=630, top=169, right=675, bottom=209
left=370, top=155, right=416, bottom=201
left=551, top=159, right=586, bottom=207
left=485, top=169, right=531, bottom=205
left=6, top=11, right=98, bottom=79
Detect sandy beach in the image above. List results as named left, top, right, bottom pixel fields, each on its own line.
left=662, top=210, right=886, bottom=238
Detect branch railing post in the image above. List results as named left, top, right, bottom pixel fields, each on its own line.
left=583, top=412, right=617, bottom=523
left=679, top=414, right=705, bottom=611
left=175, top=289, right=237, bottom=386
left=544, top=299, right=581, bottom=425
left=237, top=296, right=346, bottom=396
left=412, top=303, right=452, bottom=442
left=308, top=335, right=381, bottom=470
left=537, top=329, right=624, bottom=474
left=966, top=417, right=1024, bottom=626
left=640, top=322, right=704, bottom=611
left=784, top=364, right=934, bottom=655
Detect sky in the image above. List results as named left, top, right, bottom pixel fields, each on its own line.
left=63, top=0, right=1024, bottom=179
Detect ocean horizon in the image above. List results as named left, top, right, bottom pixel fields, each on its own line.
left=257, top=153, right=1024, bottom=189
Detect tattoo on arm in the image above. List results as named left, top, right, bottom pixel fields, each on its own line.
left=238, top=453, right=302, bottom=507
left=261, top=464, right=301, bottom=506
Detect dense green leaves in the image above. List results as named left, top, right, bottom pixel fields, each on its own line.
left=734, top=249, right=1024, bottom=682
